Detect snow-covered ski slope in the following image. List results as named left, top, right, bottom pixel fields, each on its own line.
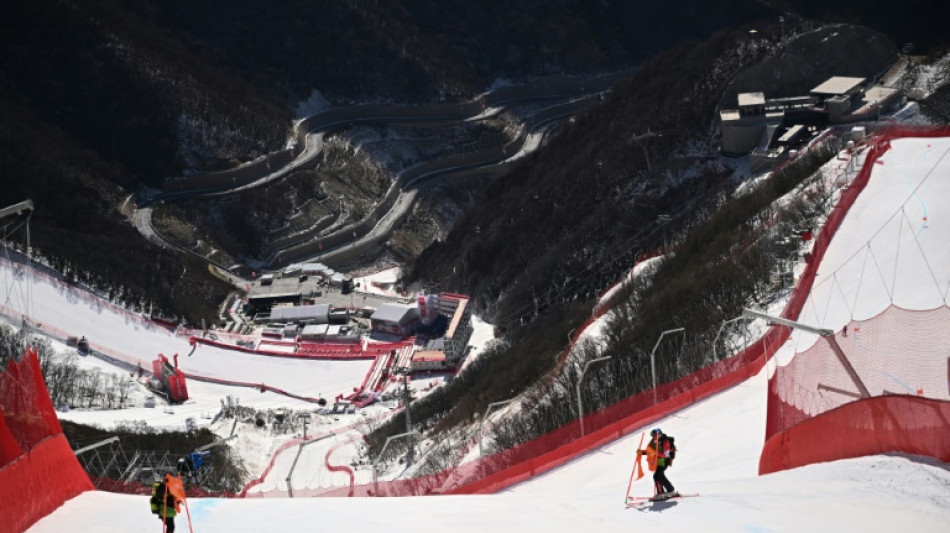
left=25, top=137, right=950, bottom=532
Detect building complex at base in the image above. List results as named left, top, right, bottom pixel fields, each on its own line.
left=720, top=75, right=903, bottom=170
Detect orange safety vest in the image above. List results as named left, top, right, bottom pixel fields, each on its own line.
left=642, top=437, right=671, bottom=471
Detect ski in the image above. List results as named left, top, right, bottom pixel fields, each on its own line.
left=625, top=493, right=699, bottom=507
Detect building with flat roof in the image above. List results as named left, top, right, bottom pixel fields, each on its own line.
left=269, top=303, right=330, bottom=324
left=810, top=76, right=865, bottom=101
left=244, top=292, right=302, bottom=320
left=299, top=323, right=359, bottom=343
left=371, top=303, right=421, bottom=337
left=437, top=292, right=473, bottom=367
left=411, top=350, right=447, bottom=372
left=737, top=92, right=766, bottom=115
left=720, top=75, right=904, bottom=163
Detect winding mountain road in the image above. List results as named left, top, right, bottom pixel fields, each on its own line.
left=133, top=71, right=631, bottom=276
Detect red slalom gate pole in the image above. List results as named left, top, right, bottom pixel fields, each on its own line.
left=178, top=474, right=195, bottom=533
left=624, top=432, right=645, bottom=502
left=161, top=484, right=169, bottom=533
left=183, top=496, right=194, bottom=533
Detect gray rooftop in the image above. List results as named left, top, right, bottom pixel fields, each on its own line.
left=737, top=92, right=766, bottom=107
left=811, top=76, right=865, bottom=96
left=371, top=303, right=419, bottom=323
left=270, top=303, right=330, bottom=322
left=301, top=324, right=329, bottom=336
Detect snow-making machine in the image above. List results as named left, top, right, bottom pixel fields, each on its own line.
left=149, top=353, right=189, bottom=403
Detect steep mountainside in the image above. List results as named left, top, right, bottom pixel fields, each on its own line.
left=1, top=0, right=289, bottom=182
left=0, top=90, right=232, bottom=321
left=126, top=0, right=781, bottom=104
left=718, top=24, right=898, bottom=109
left=787, top=0, right=947, bottom=52
left=0, top=1, right=942, bottom=327
left=381, top=23, right=907, bottom=454
left=407, top=24, right=897, bottom=327
left=0, top=0, right=783, bottom=325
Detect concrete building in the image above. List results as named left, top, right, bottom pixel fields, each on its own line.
left=401, top=292, right=475, bottom=371
left=437, top=292, right=473, bottom=367
left=299, top=324, right=359, bottom=343
left=411, top=349, right=447, bottom=372
left=719, top=75, right=904, bottom=166
left=810, top=76, right=866, bottom=103
left=244, top=292, right=302, bottom=322
left=371, top=303, right=421, bottom=337
left=269, top=303, right=330, bottom=324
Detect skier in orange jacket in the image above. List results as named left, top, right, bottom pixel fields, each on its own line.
left=150, top=472, right=184, bottom=532
left=638, top=428, right=678, bottom=499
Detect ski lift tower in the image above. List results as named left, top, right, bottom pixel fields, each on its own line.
left=0, top=200, right=34, bottom=252
left=0, top=200, right=35, bottom=323
left=0, top=200, right=34, bottom=222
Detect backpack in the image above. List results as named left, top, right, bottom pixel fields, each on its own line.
left=663, top=435, right=676, bottom=463
left=149, top=481, right=164, bottom=515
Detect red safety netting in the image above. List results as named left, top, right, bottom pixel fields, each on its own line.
left=760, top=126, right=950, bottom=474
left=760, top=395, right=950, bottom=474
left=1, top=348, right=62, bottom=455
left=767, top=306, right=950, bottom=441
left=0, top=297, right=329, bottom=405
left=0, top=348, right=93, bottom=532
left=241, top=324, right=789, bottom=498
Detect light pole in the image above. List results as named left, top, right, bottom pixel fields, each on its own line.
left=394, top=366, right=414, bottom=465
left=286, top=434, right=331, bottom=498
left=479, top=399, right=515, bottom=457
left=628, top=129, right=692, bottom=173
left=628, top=131, right=655, bottom=172
left=713, top=317, right=751, bottom=361
left=577, top=355, right=611, bottom=437
left=556, top=328, right=577, bottom=364
left=373, top=430, right=419, bottom=496
left=742, top=308, right=870, bottom=398
left=650, top=328, right=685, bottom=404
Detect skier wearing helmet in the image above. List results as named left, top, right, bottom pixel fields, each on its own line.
left=638, top=428, right=678, bottom=499
left=150, top=471, right=184, bottom=532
